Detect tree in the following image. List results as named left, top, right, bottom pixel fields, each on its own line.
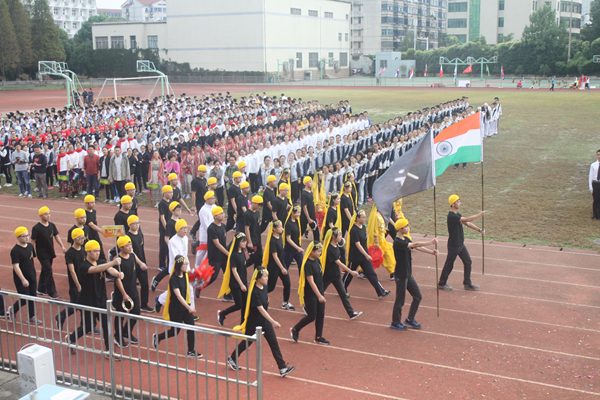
left=6, top=0, right=33, bottom=75
left=71, top=41, right=95, bottom=76
left=29, top=0, right=65, bottom=64
left=522, top=3, right=568, bottom=74
left=0, top=0, right=20, bottom=80
left=580, top=0, right=600, bottom=42
left=60, top=29, right=75, bottom=67
left=445, top=35, right=461, bottom=47
left=499, top=33, right=514, bottom=43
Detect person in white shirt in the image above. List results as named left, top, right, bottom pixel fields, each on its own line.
left=194, top=191, right=217, bottom=270
left=590, top=149, right=600, bottom=220
left=246, top=145, right=260, bottom=193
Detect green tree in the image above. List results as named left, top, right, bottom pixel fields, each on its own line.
left=71, top=41, right=95, bottom=76
left=0, top=0, right=20, bottom=80
left=445, top=35, right=461, bottom=47
left=580, top=0, right=600, bottom=42
left=6, top=0, right=33, bottom=75
left=60, top=29, right=75, bottom=67
left=30, top=0, right=65, bottom=64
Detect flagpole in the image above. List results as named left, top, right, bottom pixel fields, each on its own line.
left=433, top=186, right=439, bottom=317
left=481, top=160, right=485, bottom=275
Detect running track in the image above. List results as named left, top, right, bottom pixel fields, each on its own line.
left=0, top=193, right=599, bottom=399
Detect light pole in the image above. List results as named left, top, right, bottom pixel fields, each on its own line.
left=567, top=1, right=574, bottom=68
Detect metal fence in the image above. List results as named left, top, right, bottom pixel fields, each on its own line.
left=0, top=290, right=262, bottom=400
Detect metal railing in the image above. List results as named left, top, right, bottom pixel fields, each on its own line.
left=0, top=290, right=262, bottom=400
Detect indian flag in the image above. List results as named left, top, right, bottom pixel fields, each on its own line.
left=434, top=112, right=482, bottom=177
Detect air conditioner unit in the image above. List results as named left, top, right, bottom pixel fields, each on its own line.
left=18, top=345, right=56, bottom=396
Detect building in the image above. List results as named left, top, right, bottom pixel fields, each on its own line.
left=350, top=0, right=448, bottom=55
left=47, top=0, right=98, bottom=38
left=98, top=8, right=122, bottom=18
left=446, top=0, right=583, bottom=46
left=92, top=0, right=352, bottom=78
left=581, top=0, right=592, bottom=25
left=121, top=0, right=167, bottom=22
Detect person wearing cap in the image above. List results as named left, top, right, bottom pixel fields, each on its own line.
left=226, top=171, right=243, bottom=231
left=55, top=228, right=86, bottom=330
left=126, top=215, right=153, bottom=313
left=191, top=165, right=208, bottom=213
left=272, top=183, right=291, bottom=225
left=8, top=227, right=41, bottom=324
left=66, top=240, right=123, bottom=355
left=196, top=206, right=229, bottom=298
left=189, top=176, right=217, bottom=242
left=31, top=206, right=66, bottom=299
left=259, top=175, right=277, bottom=233
left=300, top=176, right=320, bottom=241
left=165, top=201, right=182, bottom=244
left=193, top=190, right=217, bottom=271
left=391, top=219, right=438, bottom=331
left=236, top=181, right=251, bottom=233
left=157, top=185, right=173, bottom=272
left=244, top=195, right=264, bottom=270
left=237, top=161, right=247, bottom=183
left=84, top=195, right=107, bottom=262
left=67, top=209, right=91, bottom=246
left=168, top=172, right=193, bottom=216
left=120, top=182, right=138, bottom=215
left=438, top=195, right=485, bottom=291
left=114, top=195, right=134, bottom=233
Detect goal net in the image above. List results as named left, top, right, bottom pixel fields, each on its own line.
left=95, top=76, right=168, bottom=105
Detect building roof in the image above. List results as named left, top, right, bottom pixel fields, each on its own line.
left=134, top=0, right=163, bottom=5
left=98, top=8, right=122, bottom=13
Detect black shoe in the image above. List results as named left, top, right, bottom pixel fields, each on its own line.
left=124, top=335, right=138, bottom=344
left=357, top=272, right=366, bottom=280
left=222, top=294, right=234, bottom=303
left=228, top=356, right=241, bottom=371
left=290, top=327, right=299, bottom=342
left=279, top=365, right=295, bottom=377
left=350, top=311, right=363, bottom=320
left=154, top=296, right=162, bottom=313
left=404, top=318, right=422, bottom=329
left=93, top=328, right=101, bottom=335
left=187, top=350, right=203, bottom=359
left=195, top=288, right=201, bottom=299
left=151, top=276, right=159, bottom=292
left=55, top=315, right=61, bottom=331
left=314, top=337, right=330, bottom=345
left=389, top=273, right=395, bottom=281
left=464, top=284, right=480, bottom=291
left=141, top=306, right=154, bottom=313
left=592, top=216, right=598, bottom=220
left=438, top=284, right=453, bottom=291
left=217, top=310, right=225, bottom=326
left=378, top=290, right=391, bottom=300
left=152, top=333, right=158, bottom=350
left=113, top=337, right=129, bottom=348
left=390, top=322, right=408, bottom=331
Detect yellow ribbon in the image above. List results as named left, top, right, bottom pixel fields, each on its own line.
left=162, top=257, right=190, bottom=321
left=320, top=229, right=334, bottom=275
left=233, top=268, right=260, bottom=335
left=262, top=222, right=275, bottom=268
left=218, top=235, right=239, bottom=298
left=297, top=241, right=315, bottom=307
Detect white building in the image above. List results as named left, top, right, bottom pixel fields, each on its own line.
left=47, top=0, right=98, bottom=38
left=98, top=8, right=122, bottom=18
left=121, top=0, right=167, bottom=22
left=446, top=0, right=583, bottom=45
left=92, top=0, right=352, bottom=78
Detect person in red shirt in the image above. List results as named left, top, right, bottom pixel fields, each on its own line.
left=83, top=147, right=100, bottom=198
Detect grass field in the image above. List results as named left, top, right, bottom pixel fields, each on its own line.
left=3, top=88, right=599, bottom=249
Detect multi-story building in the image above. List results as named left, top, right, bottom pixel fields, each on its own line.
left=122, top=0, right=167, bottom=22
left=47, top=0, right=97, bottom=38
left=98, top=8, right=122, bottom=18
left=581, top=0, right=592, bottom=25
left=351, top=0, right=447, bottom=55
left=446, top=0, right=583, bottom=45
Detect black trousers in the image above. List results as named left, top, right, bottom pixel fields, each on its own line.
left=439, top=245, right=473, bottom=286
left=593, top=181, right=600, bottom=218
left=367, top=175, right=376, bottom=198
left=46, top=166, right=55, bottom=187
left=57, top=287, right=80, bottom=326
left=391, top=275, right=422, bottom=325
left=115, top=180, right=126, bottom=197
left=343, top=259, right=385, bottom=297
left=158, top=234, right=168, bottom=271
left=300, top=214, right=320, bottom=242
left=260, top=209, right=272, bottom=234
left=113, top=295, right=140, bottom=340
left=246, top=243, right=263, bottom=270
left=323, top=276, right=355, bottom=317
left=248, top=173, right=260, bottom=194
left=1, top=164, right=12, bottom=184
left=226, top=208, right=236, bottom=231
left=267, top=262, right=290, bottom=303
left=136, top=265, right=149, bottom=308
left=216, top=187, right=225, bottom=208
left=284, top=249, right=304, bottom=277
left=220, top=287, right=246, bottom=324
left=37, top=258, right=57, bottom=296
left=190, top=220, right=200, bottom=237
left=291, top=181, right=300, bottom=203
left=231, top=320, right=285, bottom=369
left=13, top=279, right=37, bottom=319
left=157, top=309, right=195, bottom=353
left=387, top=221, right=397, bottom=239
left=104, top=178, right=114, bottom=200
left=69, top=309, right=110, bottom=351
left=293, top=296, right=325, bottom=338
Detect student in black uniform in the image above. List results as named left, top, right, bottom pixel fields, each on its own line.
left=152, top=255, right=203, bottom=359
left=198, top=207, right=229, bottom=294
left=8, top=227, right=40, bottom=324
left=32, top=206, right=66, bottom=299
left=244, top=196, right=263, bottom=270
left=291, top=242, right=329, bottom=345
left=127, top=215, right=153, bottom=313
left=190, top=164, right=208, bottom=213
left=217, top=232, right=248, bottom=325
left=168, top=173, right=193, bottom=215
left=284, top=206, right=304, bottom=279
left=236, top=181, right=250, bottom=233
left=260, top=175, right=277, bottom=233
left=321, top=228, right=362, bottom=320
left=157, top=185, right=173, bottom=272
left=68, top=209, right=91, bottom=245
left=438, top=195, right=484, bottom=291
left=226, top=171, right=243, bottom=231
left=121, top=183, right=139, bottom=215
left=391, top=219, right=438, bottom=331
left=321, top=193, right=341, bottom=239
left=228, top=267, right=295, bottom=378
left=343, top=210, right=391, bottom=299
left=55, top=228, right=86, bottom=331
left=114, top=195, right=133, bottom=233
left=300, top=176, right=319, bottom=241
left=113, top=235, right=146, bottom=347
left=152, top=201, right=181, bottom=289
left=272, top=183, right=291, bottom=224
left=340, top=182, right=355, bottom=236
left=264, top=220, right=293, bottom=310
left=67, top=240, right=123, bottom=356
left=84, top=195, right=107, bottom=262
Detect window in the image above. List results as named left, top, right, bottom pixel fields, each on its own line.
left=296, top=52, right=302, bottom=68
left=96, top=36, right=108, bottom=49
left=309, top=52, right=318, bottom=68
left=340, top=52, right=348, bottom=67
left=324, top=12, right=333, bottom=18
left=328, top=52, right=334, bottom=66
left=381, top=16, right=394, bottom=23
left=498, top=17, right=504, bottom=27
left=346, top=14, right=349, bottom=19
left=448, top=18, right=467, bottom=28
left=448, top=2, right=468, bottom=12
left=381, top=3, right=393, bottom=11
left=72, top=9, right=77, bottom=16
left=345, top=33, right=348, bottom=41
left=53, top=8, right=58, bottom=14
left=499, top=0, right=505, bottom=10
left=379, top=60, right=387, bottom=68
left=148, top=35, right=158, bottom=48
left=560, top=17, right=581, bottom=28
left=339, top=33, right=342, bottom=41
left=381, top=41, right=394, bottom=49
left=111, top=36, right=124, bottom=49
left=130, top=35, right=137, bottom=48
left=532, top=1, right=537, bottom=11
left=497, top=33, right=504, bottom=43
left=73, top=22, right=77, bottom=29
left=291, top=8, right=301, bottom=15
left=382, top=28, right=394, bottom=36
left=309, top=9, right=318, bottom=17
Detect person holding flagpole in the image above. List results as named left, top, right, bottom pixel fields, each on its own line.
left=438, top=195, right=484, bottom=291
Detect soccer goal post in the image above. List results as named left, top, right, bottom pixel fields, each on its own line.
left=95, top=75, right=168, bottom=105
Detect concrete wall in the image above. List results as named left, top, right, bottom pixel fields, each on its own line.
left=375, top=52, right=415, bottom=78
left=92, top=21, right=168, bottom=58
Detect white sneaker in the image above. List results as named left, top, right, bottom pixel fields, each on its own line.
left=5, top=183, right=12, bottom=187
left=28, top=194, right=32, bottom=198
left=18, top=193, right=24, bottom=198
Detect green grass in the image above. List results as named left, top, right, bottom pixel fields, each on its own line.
left=5, top=88, right=599, bottom=249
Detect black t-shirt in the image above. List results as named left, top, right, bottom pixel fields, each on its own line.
left=272, top=196, right=290, bottom=224
left=229, top=250, right=247, bottom=289
left=262, top=187, right=275, bottom=216
left=323, top=206, right=338, bottom=236
left=118, top=197, right=138, bottom=215
left=303, top=258, right=324, bottom=298
left=236, top=194, right=249, bottom=226
left=172, top=187, right=182, bottom=203
left=85, top=209, right=102, bottom=242
left=114, top=254, right=138, bottom=301
left=114, top=210, right=131, bottom=233
left=10, top=243, right=36, bottom=283
left=227, top=185, right=241, bottom=213
left=158, top=199, right=172, bottom=234
left=301, top=190, right=316, bottom=219
left=447, top=212, right=464, bottom=248
left=340, top=194, right=354, bottom=225
left=67, top=224, right=91, bottom=245
left=31, top=222, right=59, bottom=259
left=349, top=224, right=368, bottom=262
left=168, top=273, right=189, bottom=314
left=267, top=235, right=284, bottom=270
left=127, top=230, right=146, bottom=263
left=244, top=209, right=260, bottom=246
left=247, top=284, right=269, bottom=326
left=165, top=218, right=178, bottom=241
left=323, top=244, right=341, bottom=281
left=191, top=177, right=207, bottom=211
left=78, top=260, right=107, bottom=307
left=284, top=219, right=300, bottom=252
left=64, top=246, right=86, bottom=289
left=393, top=235, right=413, bottom=278
left=207, top=223, right=227, bottom=265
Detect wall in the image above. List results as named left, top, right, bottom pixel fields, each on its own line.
left=92, top=21, right=168, bottom=58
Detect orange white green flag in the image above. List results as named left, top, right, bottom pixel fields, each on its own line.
left=434, top=112, right=482, bottom=177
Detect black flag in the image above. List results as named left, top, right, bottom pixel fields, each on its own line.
left=373, top=130, right=435, bottom=219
